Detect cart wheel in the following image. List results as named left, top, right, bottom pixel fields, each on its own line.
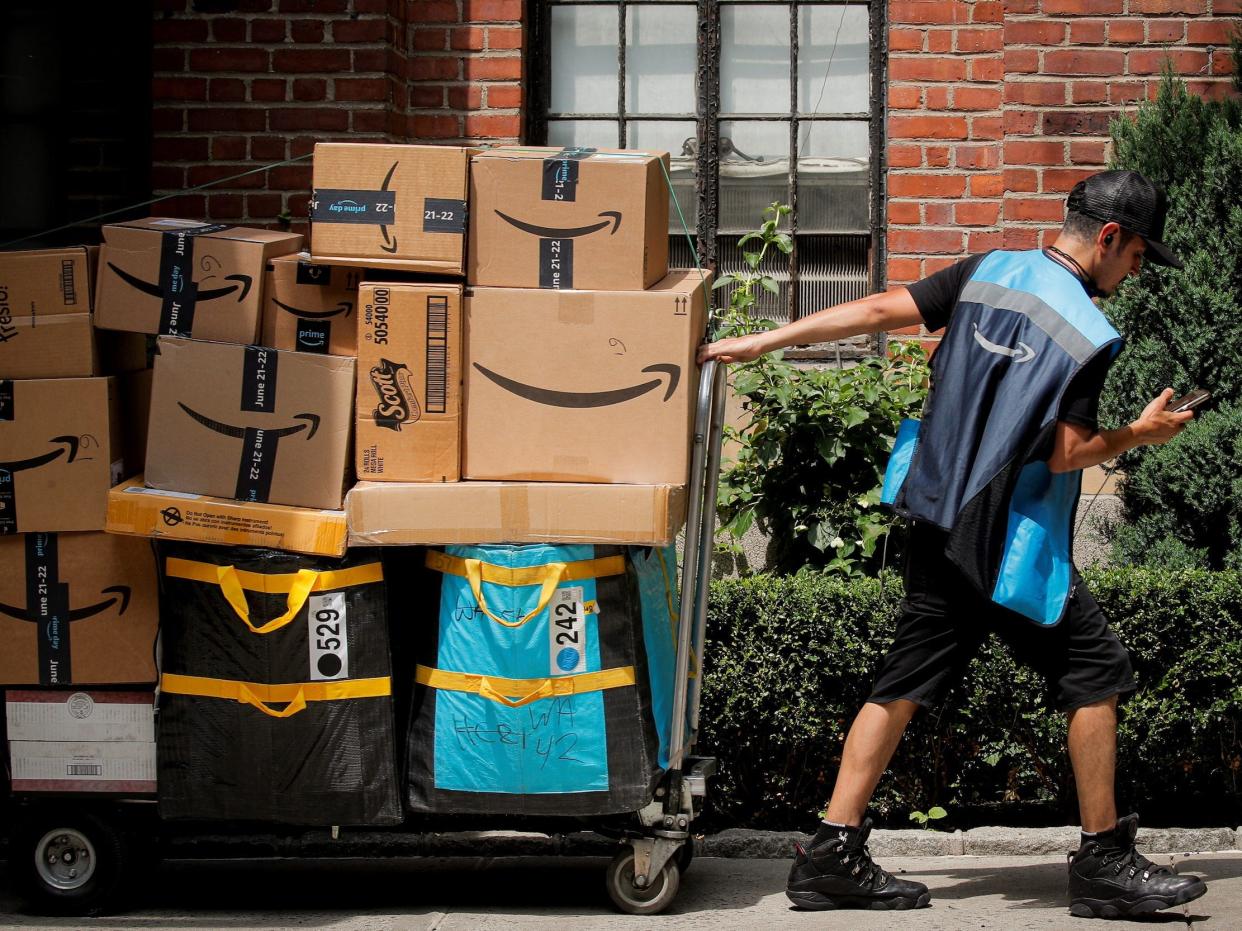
left=675, top=838, right=694, bottom=875
left=10, top=809, right=132, bottom=916
left=605, top=847, right=682, bottom=915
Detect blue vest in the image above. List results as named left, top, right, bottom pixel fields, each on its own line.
left=881, top=250, right=1123, bottom=625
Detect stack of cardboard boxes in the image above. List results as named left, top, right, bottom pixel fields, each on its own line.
left=2, top=140, right=707, bottom=804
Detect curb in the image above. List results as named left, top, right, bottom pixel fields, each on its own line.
left=701, top=826, right=1242, bottom=859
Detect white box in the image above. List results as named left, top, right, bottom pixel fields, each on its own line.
left=9, top=740, right=157, bottom=793
left=5, top=690, right=155, bottom=742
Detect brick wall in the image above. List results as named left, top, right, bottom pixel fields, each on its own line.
left=151, top=0, right=524, bottom=233
left=886, top=0, right=1237, bottom=349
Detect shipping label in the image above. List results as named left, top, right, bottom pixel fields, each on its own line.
left=308, top=591, right=349, bottom=680
left=549, top=586, right=587, bottom=676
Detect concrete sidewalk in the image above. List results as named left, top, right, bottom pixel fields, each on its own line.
left=2, top=851, right=1239, bottom=930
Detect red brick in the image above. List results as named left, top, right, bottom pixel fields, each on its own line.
left=464, top=56, right=523, bottom=81
left=1004, top=168, right=1040, bottom=192
left=969, top=116, right=1003, bottom=141
left=955, top=86, right=1001, bottom=110
left=488, top=25, right=523, bottom=50
left=246, top=194, right=284, bottom=218
left=212, top=18, right=247, bottom=42
left=152, top=136, right=209, bottom=162
left=414, top=28, right=450, bottom=51
left=1217, top=0, right=1242, bottom=12
left=452, top=27, right=486, bottom=51
left=188, top=108, right=266, bottom=132
left=279, top=0, right=346, bottom=10
left=447, top=84, right=484, bottom=109
left=1004, top=49, right=1040, bottom=74
left=888, top=228, right=966, bottom=254
left=886, top=258, right=922, bottom=283
left=1187, top=20, right=1235, bottom=44
left=332, top=18, right=388, bottom=43
left=1109, top=81, right=1148, bottom=104
left=955, top=27, right=1002, bottom=52
left=888, top=325, right=924, bottom=337
left=412, top=84, right=446, bottom=108
left=971, top=57, right=1004, bottom=82
left=925, top=202, right=953, bottom=225
left=925, top=145, right=951, bottom=167
left=1003, top=110, right=1039, bottom=134
left=351, top=110, right=388, bottom=134
left=486, top=84, right=523, bottom=108
left=1069, top=20, right=1107, bottom=43
left=267, top=164, right=313, bottom=189
left=1006, top=0, right=1040, bottom=10
left=153, top=18, right=209, bottom=42
left=250, top=19, right=287, bottom=42
left=889, top=27, right=925, bottom=51
left=969, top=173, right=1004, bottom=197
left=1129, top=0, right=1206, bottom=11
left=925, top=86, right=950, bottom=109
left=269, top=107, right=349, bottom=131
left=189, top=47, right=270, bottom=72
left=1189, top=77, right=1236, bottom=100
left=1211, top=50, right=1236, bottom=76
left=335, top=77, right=388, bottom=102
left=1129, top=49, right=1208, bottom=75
left=1070, top=140, right=1108, bottom=164
left=152, top=48, right=185, bottom=71
left=188, top=164, right=265, bottom=188
left=408, top=0, right=458, bottom=21
left=888, top=201, right=922, bottom=225
left=1072, top=81, right=1108, bottom=104
left=152, top=76, right=207, bottom=101
left=464, top=113, right=522, bottom=137
left=888, top=145, right=922, bottom=168
left=1044, top=49, right=1125, bottom=75
left=411, top=114, right=461, bottom=139
left=1107, top=20, right=1145, bottom=44
left=155, top=195, right=206, bottom=218
left=410, top=57, right=460, bottom=81
left=152, top=107, right=185, bottom=132
left=971, top=1, right=1004, bottom=22
left=889, top=1, right=967, bottom=25
left=1005, top=140, right=1065, bottom=165
left=955, top=144, right=1001, bottom=170
left=1006, top=196, right=1064, bottom=222
left=209, top=78, right=247, bottom=102
left=463, top=0, right=523, bottom=20
left=1004, top=20, right=1067, bottom=44
left=291, top=20, right=325, bottom=43
left=1003, top=228, right=1041, bottom=250
left=292, top=78, right=327, bottom=100
left=1042, top=0, right=1123, bottom=12
left=251, top=78, right=287, bottom=102
left=1042, top=110, right=1113, bottom=135
left=207, top=194, right=244, bottom=220
left=1044, top=167, right=1097, bottom=192
left=1004, top=81, right=1066, bottom=105
left=271, top=48, right=352, bottom=73
left=956, top=201, right=1001, bottom=226
left=211, top=136, right=248, bottom=160
left=888, top=173, right=967, bottom=198
left=251, top=136, right=287, bottom=160
left=968, top=230, right=1004, bottom=251
left=927, top=28, right=953, bottom=52
left=889, top=56, right=968, bottom=82
left=1148, top=19, right=1186, bottom=42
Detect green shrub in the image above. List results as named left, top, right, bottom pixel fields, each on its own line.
left=697, top=567, right=1242, bottom=830
left=1099, top=73, right=1242, bottom=568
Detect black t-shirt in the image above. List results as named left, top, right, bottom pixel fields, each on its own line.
left=906, top=253, right=1109, bottom=432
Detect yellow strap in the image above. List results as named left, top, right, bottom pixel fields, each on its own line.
left=415, top=664, right=635, bottom=708
left=425, top=551, right=624, bottom=629
left=161, top=673, right=391, bottom=720
left=164, top=558, right=382, bottom=635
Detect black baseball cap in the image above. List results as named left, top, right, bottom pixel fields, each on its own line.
left=1066, top=170, right=1182, bottom=269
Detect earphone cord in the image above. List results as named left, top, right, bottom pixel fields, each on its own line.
left=1044, top=245, right=1103, bottom=298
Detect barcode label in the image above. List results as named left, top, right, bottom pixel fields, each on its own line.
left=66, top=764, right=103, bottom=776
left=425, top=296, right=448, bottom=414
left=60, top=259, right=78, bottom=306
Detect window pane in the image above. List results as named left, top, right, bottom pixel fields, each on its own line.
left=626, top=5, right=696, bottom=115
left=629, top=120, right=698, bottom=231
left=798, top=120, right=868, bottom=234
left=721, top=4, right=790, bottom=114
left=547, top=120, right=620, bottom=149
left=550, top=6, right=619, bottom=114
left=719, top=120, right=790, bottom=233
left=798, top=5, right=870, bottom=115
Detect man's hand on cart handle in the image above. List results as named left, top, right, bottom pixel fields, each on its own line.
left=697, top=288, right=925, bottom=367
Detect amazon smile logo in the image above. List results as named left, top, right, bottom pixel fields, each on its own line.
left=273, top=298, right=354, bottom=320
left=178, top=403, right=320, bottom=441
left=494, top=210, right=622, bottom=239
left=0, top=585, right=131, bottom=624
left=473, top=362, right=680, bottom=409
left=107, top=263, right=253, bottom=304
left=972, top=324, right=1036, bottom=363
left=1, top=436, right=80, bottom=475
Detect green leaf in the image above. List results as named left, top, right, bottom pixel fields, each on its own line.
left=927, top=806, right=948, bottom=820
left=712, top=276, right=736, bottom=290
left=760, top=276, right=780, bottom=296
left=743, top=251, right=761, bottom=270
left=909, top=811, right=928, bottom=824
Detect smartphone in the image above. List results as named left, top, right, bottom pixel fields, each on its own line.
left=1166, top=388, right=1211, bottom=413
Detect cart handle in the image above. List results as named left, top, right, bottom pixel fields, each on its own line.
left=238, top=682, right=307, bottom=718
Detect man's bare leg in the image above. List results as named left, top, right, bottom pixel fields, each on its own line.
left=1067, top=695, right=1118, bottom=833
left=824, top=699, right=919, bottom=826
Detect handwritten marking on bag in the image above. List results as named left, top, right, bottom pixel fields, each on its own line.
left=451, top=697, right=586, bottom=768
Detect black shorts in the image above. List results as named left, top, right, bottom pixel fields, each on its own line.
left=869, top=522, right=1136, bottom=712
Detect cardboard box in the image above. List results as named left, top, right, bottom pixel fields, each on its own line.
left=107, top=477, right=347, bottom=557
left=145, top=337, right=355, bottom=510
left=0, top=247, right=97, bottom=378
left=95, top=218, right=303, bottom=342
left=469, top=146, right=670, bottom=291
left=310, top=143, right=473, bottom=274
left=0, top=533, right=159, bottom=685
left=347, top=480, right=687, bottom=546
left=8, top=740, right=157, bottom=794
left=463, top=270, right=709, bottom=484
left=356, top=282, right=462, bottom=482
left=6, top=689, right=155, bottom=742
left=261, top=252, right=361, bottom=356
left=0, top=376, right=123, bottom=534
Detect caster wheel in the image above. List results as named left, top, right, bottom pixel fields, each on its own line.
left=605, top=847, right=682, bottom=915
left=675, top=838, right=694, bottom=875
left=10, top=809, right=133, bottom=916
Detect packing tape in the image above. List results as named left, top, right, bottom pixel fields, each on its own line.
left=498, top=484, right=530, bottom=535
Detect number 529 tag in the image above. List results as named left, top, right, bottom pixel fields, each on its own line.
left=308, top=591, right=349, bottom=681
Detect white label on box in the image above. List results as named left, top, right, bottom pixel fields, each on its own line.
left=9, top=740, right=157, bottom=789
left=6, top=693, right=155, bottom=742
left=549, top=586, right=587, bottom=676
left=149, top=218, right=208, bottom=228
left=308, top=591, right=348, bottom=680
left=125, top=486, right=202, bottom=501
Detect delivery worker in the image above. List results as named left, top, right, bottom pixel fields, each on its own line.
left=697, top=170, right=1207, bottom=918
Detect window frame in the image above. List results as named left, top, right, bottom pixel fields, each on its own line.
left=526, top=0, right=889, bottom=333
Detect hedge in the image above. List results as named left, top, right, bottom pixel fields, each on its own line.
left=697, top=567, right=1242, bottom=831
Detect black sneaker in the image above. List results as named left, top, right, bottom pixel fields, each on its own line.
left=786, top=818, right=931, bottom=911
left=1068, top=813, right=1207, bottom=918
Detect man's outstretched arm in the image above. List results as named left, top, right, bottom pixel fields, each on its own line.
left=696, top=287, right=925, bottom=365
left=1048, top=388, right=1193, bottom=473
